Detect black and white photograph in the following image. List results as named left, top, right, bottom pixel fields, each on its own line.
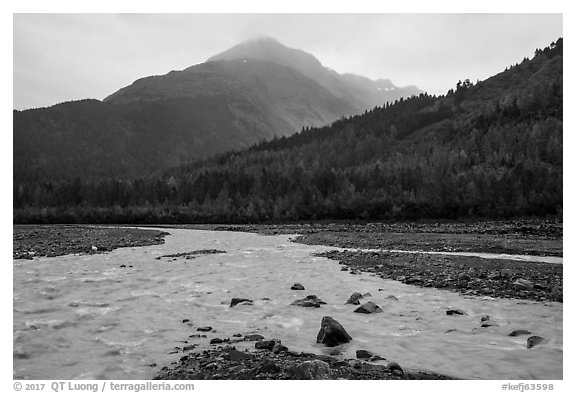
left=8, top=3, right=568, bottom=389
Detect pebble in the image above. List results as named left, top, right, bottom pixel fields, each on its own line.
left=513, top=279, right=534, bottom=289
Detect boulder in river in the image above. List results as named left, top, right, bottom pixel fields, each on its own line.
left=291, top=295, right=327, bottom=308
left=354, top=301, right=383, bottom=314
left=230, top=298, right=253, bottom=307
left=509, top=329, right=532, bottom=337
left=293, top=360, right=332, bottom=380
left=316, top=316, right=352, bottom=347
left=446, top=309, right=467, bottom=316
left=527, top=336, right=545, bottom=349
left=244, top=334, right=265, bottom=341
left=291, top=283, right=305, bottom=290
left=346, top=292, right=364, bottom=305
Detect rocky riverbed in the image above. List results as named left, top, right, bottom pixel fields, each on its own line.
left=317, top=250, right=563, bottom=302
left=193, top=219, right=563, bottom=256
left=155, top=341, right=453, bottom=380
left=13, top=225, right=168, bottom=259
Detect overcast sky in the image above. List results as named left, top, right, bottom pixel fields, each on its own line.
left=13, top=13, right=562, bottom=110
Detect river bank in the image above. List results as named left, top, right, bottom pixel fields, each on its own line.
left=13, top=225, right=168, bottom=259
left=198, top=219, right=563, bottom=256
left=155, top=343, right=454, bottom=380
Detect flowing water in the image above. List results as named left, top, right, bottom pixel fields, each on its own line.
left=13, top=228, right=562, bottom=380
left=346, top=248, right=563, bottom=264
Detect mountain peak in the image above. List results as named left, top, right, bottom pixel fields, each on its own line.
left=207, top=37, right=323, bottom=70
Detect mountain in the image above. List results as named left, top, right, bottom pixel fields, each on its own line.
left=14, top=39, right=563, bottom=223
left=14, top=37, right=419, bottom=183
left=104, top=58, right=355, bottom=135
left=207, top=36, right=421, bottom=110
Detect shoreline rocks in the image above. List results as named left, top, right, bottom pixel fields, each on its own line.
left=155, top=345, right=454, bottom=380
left=293, top=360, right=332, bottom=380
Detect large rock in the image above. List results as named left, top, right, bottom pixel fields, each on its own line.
left=244, top=334, right=265, bottom=341
left=255, top=339, right=281, bottom=350
left=527, top=336, right=545, bottom=349
left=387, top=361, right=404, bottom=376
left=291, top=283, right=305, bottom=290
left=353, top=301, right=382, bottom=314
left=293, top=360, right=332, bottom=380
left=356, top=349, right=375, bottom=359
left=291, top=295, right=327, bottom=308
left=273, top=342, right=288, bottom=353
left=230, top=298, right=253, bottom=307
left=509, top=329, right=532, bottom=337
left=316, top=316, right=352, bottom=347
left=346, top=292, right=364, bottom=305
left=446, top=309, right=467, bottom=316
left=224, top=349, right=253, bottom=361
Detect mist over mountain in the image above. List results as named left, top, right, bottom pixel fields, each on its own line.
left=14, top=37, right=419, bottom=183
left=207, top=36, right=421, bottom=110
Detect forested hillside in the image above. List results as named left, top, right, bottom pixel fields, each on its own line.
left=16, top=38, right=420, bottom=183
left=13, top=39, right=562, bottom=224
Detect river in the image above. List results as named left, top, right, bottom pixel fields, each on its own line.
left=13, top=228, right=562, bottom=380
